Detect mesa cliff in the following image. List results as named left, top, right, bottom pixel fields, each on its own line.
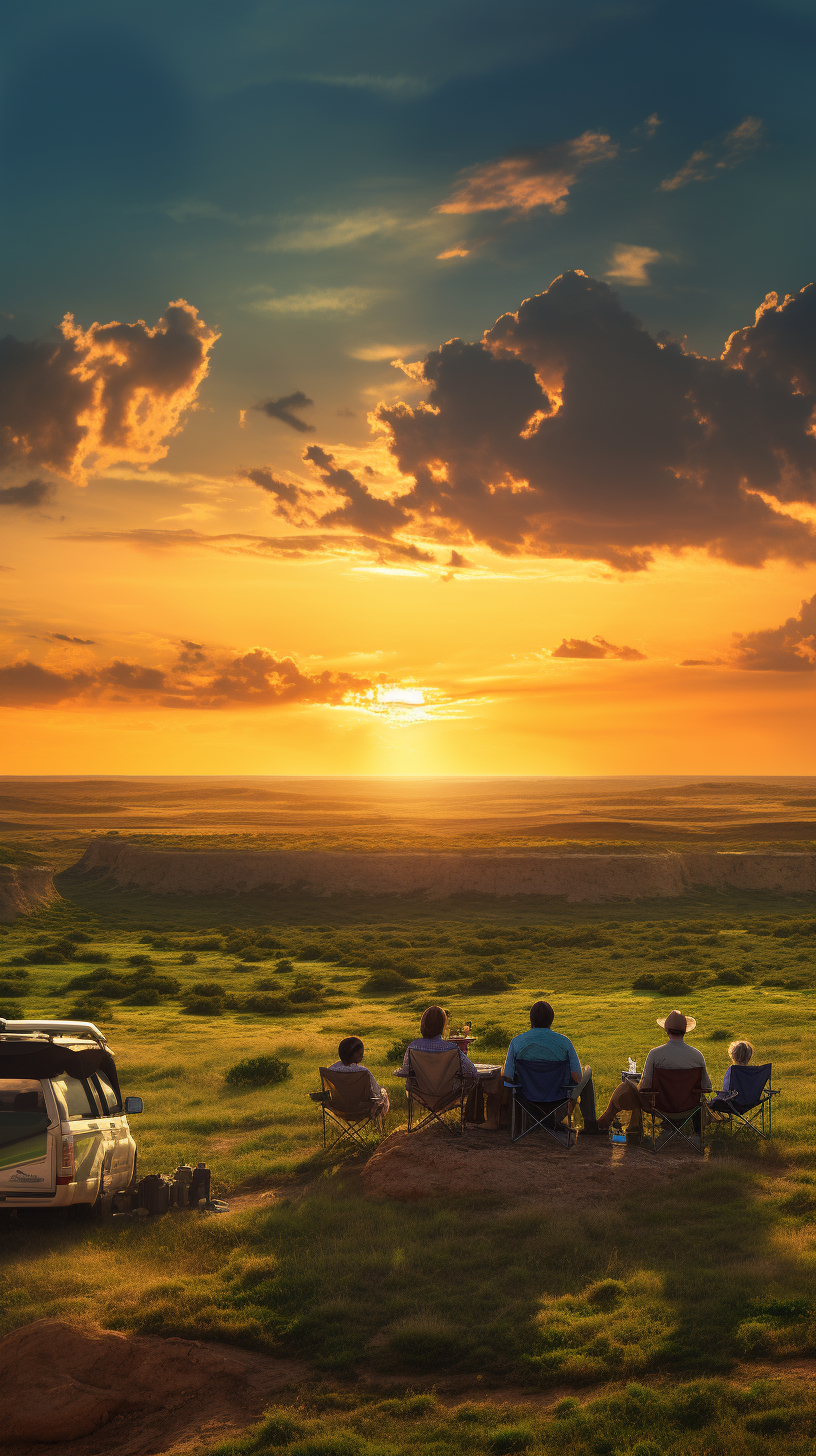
left=65, top=837, right=815, bottom=902
left=0, top=864, right=60, bottom=922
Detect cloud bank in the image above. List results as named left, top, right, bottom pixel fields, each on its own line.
left=0, top=644, right=373, bottom=709
left=0, top=301, right=217, bottom=483
left=336, top=272, right=815, bottom=571
left=730, top=595, right=815, bottom=671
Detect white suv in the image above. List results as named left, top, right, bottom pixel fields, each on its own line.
left=0, top=1019, right=143, bottom=1210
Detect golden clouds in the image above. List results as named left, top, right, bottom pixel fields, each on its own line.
left=0, top=300, right=217, bottom=483
left=438, top=132, right=618, bottom=216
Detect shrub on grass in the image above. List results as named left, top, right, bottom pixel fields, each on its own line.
left=242, top=994, right=293, bottom=1015
left=360, top=970, right=411, bottom=994
left=225, top=1054, right=290, bottom=1087
left=183, top=937, right=223, bottom=952
left=67, top=997, right=109, bottom=1022
left=384, top=1035, right=412, bottom=1062
left=744, top=1408, right=796, bottom=1434
left=179, top=951, right=197, bottom=965
left=468, top=971, right=514, bottom=994
left=276, top=958, right=294, bottom=974
left=488, top=1425, right=534, bottom=1453
left=477, top=1021, right=515, bottom=1048
left=127, top=954, right=155, bottom=969
left=0, top=979, right=26, bottom=997
left=715, top=968, right=750, bottom=985
left=0, top=1002, right=23, bottom=1019
left=123, top=987, right=162, bottom=1006
left=709, top=1028, right=732, bottom=1041
left=182, top=981, right=228, bottom=1015
left=289, top=981, right=324, bottom=1004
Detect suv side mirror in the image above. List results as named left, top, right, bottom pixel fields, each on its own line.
left=124, top=1095, right=144, bottom=1114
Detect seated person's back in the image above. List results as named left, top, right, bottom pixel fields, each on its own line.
left=398, top=1005, right=479, bottom=1081
left=328, top=1037, right=390, bottom=1115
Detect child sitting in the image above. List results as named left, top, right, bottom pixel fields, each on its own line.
left=708, top=1039, right=754, bottom=1116
left=328, top=1036, right=390, bottom=1118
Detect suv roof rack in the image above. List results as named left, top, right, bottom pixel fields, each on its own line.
left=0, top=1018, right=108, bottom=1047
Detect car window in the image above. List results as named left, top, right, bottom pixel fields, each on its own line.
left=0, top=1078, right=46, bottom=1112
left=50, top=1074, right=97, bottom=1120
left=92, top=1072, right=120, bottom=1114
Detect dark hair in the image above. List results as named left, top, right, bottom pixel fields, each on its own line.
left=338, top=1036, right=364, bottom=1065
left=420, top=1005, right=447, bottom=1038
left=530, top=1000, right=554, bottom=1029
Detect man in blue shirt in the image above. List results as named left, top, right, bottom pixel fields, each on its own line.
left=500, top=1000, right=602, bottom=1134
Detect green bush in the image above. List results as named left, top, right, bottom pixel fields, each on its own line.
left=745, top=1408, right=796, bottom=1434
left=385, top=1035, right=413, bottom=1061
left=179, top=951, right=198, bottom=965
left=488, top=1425, right=533, bottom=1453
left=715, top=968, right=750, bottom=985
left=225, top=1054, right=290, bottom=1087
left=387, top=1318, right=468, bottom=1368
left=0, top=979, right=25, bottom=997
left=709, top=1028, right=732, bottom=1040
left=242, top=994, right=293, bottom=1015
left=468, top=972, right=513, bottom=994
left=360, top=971, right=411, bottom=994
left=0, top=1002, right=23, bottom=1019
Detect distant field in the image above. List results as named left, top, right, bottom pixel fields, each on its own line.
left=1, top=773, right=813, bottom=870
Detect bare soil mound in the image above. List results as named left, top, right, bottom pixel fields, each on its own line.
left=66, top=838, right=815, bottom=901
left=361, top=1125, right=712, bottom=1202
left=0, top=1319, right=307, bottom=1454
left=0, top=865, right=58, bottom=922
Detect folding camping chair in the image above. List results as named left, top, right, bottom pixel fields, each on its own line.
left=310, top=1068, right=386, bottom=1152
left=641, top=1066, right=706, bottom=1154
left=507, top=1057, right=577, bottom=1150
left=708, top=1063, right=779, bottom=1140
left=406, top=1048, right=467, bottom=1135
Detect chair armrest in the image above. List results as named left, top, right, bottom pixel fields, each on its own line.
left=308, top=1092, right=328, bottom=1103
left=707, top=1090, right=738, bottom=1101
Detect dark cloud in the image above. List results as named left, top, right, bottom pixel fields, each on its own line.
left=0, top=478, right=53, bottom=508
left=448, top=550, right=472, bottom=568
left=680, top=658, right=722, bottom=667
left=0, top=645, right=372, bottom=710
left=302, top=445, right=423, bottom=542
left=241, top=466, right=309, bottom=525
left=0, top=302, right=217, bottom=482
left=52, top=633, right=96, bottom=645
left=362, top=273, right=816, bottom=571
left=253, top=391, right=315, bottom=433
left=730, top=594, right=815, bottom=671
left=551, top=635, right=646, bottom=660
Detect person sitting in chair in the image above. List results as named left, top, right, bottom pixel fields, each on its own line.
left=396, top=1006, right=479, bottom=1092
left=596, top=1010, right=711, bottom=1144
left=489, top=1000, right=602, bottom=1135
left=329, top=1036, right=390, bottom=1118
left=708, top=1039, right=754, bottom=1116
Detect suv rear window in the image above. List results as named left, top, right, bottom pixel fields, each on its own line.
left=0, top=1079, right=46, bottom=1112
left=50, top=1075, right=96, bottom=1121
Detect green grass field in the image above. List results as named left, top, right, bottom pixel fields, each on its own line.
left=0, top=884, right=813, bottom=1455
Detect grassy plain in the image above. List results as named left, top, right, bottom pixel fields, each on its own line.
left=0, top=878, right=814, bottom=1456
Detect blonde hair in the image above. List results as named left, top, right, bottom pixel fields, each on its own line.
left=729, top=1040, right=753, bottom=1065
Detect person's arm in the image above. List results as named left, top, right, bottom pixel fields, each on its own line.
left=721, top=1065, right=732, bottom=1094
left=699, top=1054, right=712, bottom=1092
left=638, top=1049, right=655, bottom=1091
left=504, top=1038, right=516, bottom=1082
left=460, top=1051, right=479, bottom=1082
left=397, top=1044, right=412, bottom=1077
left=566, top=1038, right=582, bottom=1083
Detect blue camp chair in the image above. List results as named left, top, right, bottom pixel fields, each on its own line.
left=507, top=1057, right=577, bottom=1150
left=708, top=1063, right=779, bottom=1140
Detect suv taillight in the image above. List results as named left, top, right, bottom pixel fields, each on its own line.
left=57, top=1134, right=75, bottom=1185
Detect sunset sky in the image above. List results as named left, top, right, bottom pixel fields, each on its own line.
left=1, top=0, right=814, bottom=775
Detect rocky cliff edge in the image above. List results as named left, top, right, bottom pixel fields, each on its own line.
left=65, top=838, right=815, bottom=902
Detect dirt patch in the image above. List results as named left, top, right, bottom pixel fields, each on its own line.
left=360, top=1125, right=715, bottom=1202
left=0, top=1319, right=307, bottom=1454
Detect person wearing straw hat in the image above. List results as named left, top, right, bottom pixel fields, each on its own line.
left=595, top=1010, right=712, bottom=1144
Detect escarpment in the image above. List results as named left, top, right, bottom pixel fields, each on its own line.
left=0, top=864, right=60, bottom=921
left=63, top=837, right=815, bottom=902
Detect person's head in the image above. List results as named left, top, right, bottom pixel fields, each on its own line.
left=530, top=1000, right=554, bottom=1029
left=729, top=1040, right=753, bottom=1065
left=420, top=1005, right=447, bottom=1038
left=657, top=1009, right=696, bottom=1040
left=338, top=1036, right=364, bottom=1065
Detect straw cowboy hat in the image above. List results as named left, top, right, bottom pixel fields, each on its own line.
left=657, top=1009, right=696, bottom=1033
